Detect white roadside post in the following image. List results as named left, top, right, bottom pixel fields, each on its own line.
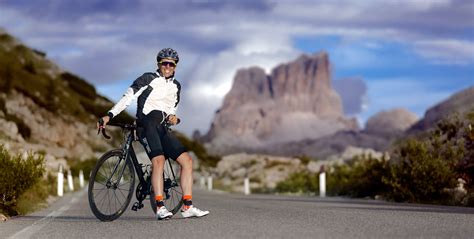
left=79, top=170, right=84, bottom=188
left=244, top=177, right=250, bottom=195
left=200, top=175, right=206, bottom=189
left=319, top=165, right=326, bottom=198
left=67, top=170, right=74, bottom=192
left=207, top=175, right=213, bottom=191
left=244, top=170, right=250, bottom=195
left=57, top=165, right=64, bottom=197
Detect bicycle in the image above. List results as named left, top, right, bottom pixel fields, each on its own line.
left=88, top=121, right=183, bottom=221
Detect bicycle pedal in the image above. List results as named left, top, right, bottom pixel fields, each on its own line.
left=132, top=202, right=139, bottom=211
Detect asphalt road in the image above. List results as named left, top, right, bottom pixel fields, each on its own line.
left=2, top=187, right=474, bottom=239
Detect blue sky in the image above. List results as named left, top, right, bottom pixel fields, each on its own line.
left=295, top=35, right=474, bottom=122
left=0, top=0, right=473, bottom=136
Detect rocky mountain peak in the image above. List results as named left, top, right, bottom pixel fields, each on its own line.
left=271, top=51, right=331, bottom=97
left=205, top=51, right=357, bottom=155
left=222, top=67, right=270, bottom=109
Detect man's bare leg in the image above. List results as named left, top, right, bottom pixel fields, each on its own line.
left=152, top=155, right=166, bottom=200
left=176, top=152, right=193, bottom=196
left=176, top=152, right=209, bottom=217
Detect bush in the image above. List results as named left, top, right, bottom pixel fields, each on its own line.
left=383, top=112, right=469, bottom=204
left=0, top=65, right=13, bottom=93
left=0, top=145, right=45, bottom=216
left=328, top=154, right=389, bottom=198
left=61, top=72, right=97, bottom=99
left=383, top=139, right=458, bottom=203
left=275, top=171, right=319, bottom=194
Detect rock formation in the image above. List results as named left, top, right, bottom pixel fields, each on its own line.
left=365, top=108, right=418, bottom=134
left=205, top=52, right=358, bottom=155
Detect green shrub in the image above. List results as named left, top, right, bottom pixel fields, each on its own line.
left=23, top=61, right=36, bottom=74
left=327, top=154, right=389, bottom=198
left=61, top=72, right=97, bottom=99
left=0, top=145, right=45, bottom=216
left=0, top=33, right=14, bottom=43
left=0, top=65, right=14, bottom=93
left=382, top=112, right=470, bottom=204
left=296, top=155, right=314, bottom=165
left=275, top=171, right=319, bottom=194
left=383, top=138, right=458, bottom=203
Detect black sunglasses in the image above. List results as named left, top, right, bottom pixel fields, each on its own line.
left=160, top=61, right=176, bottom=67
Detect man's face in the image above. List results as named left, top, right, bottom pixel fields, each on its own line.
left=158, top=59, right=177, bottom=78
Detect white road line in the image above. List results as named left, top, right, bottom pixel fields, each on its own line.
left=8, top=190, right=85, bottom=239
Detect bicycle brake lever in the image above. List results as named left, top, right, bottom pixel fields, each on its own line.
left=101, top=128, right=111, bottom=139
left=97, top=118, right=111, bottom=139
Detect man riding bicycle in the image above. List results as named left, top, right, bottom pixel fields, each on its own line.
left=97, top=48, right=209, bottom=220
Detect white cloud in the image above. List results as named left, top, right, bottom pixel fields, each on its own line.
left=414, top=39, right=474, bottom=65
left=177, top=35, right=300, bottom=134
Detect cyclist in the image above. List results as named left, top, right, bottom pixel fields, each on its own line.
left=97, top=48, right=209, bottom=220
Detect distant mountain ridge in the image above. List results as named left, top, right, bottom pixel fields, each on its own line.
left=409, top=86, right=474, bottom=133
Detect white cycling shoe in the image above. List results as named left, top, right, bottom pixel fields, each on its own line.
left=156, top=206, right=173, bottom=220
left=181, top=206, right=209, bottom=218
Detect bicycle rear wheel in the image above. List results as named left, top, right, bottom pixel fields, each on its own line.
left=88, top=149, right=135, bottom=221
left=150, top=159, right=184, bottom=215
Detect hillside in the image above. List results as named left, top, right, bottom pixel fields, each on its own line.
left=0, top=28, right=133, bottom=169
left=409, top=86, right=474, bottom=133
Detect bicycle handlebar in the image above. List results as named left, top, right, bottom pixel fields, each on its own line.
left=97, top=117, right=180, bottom=139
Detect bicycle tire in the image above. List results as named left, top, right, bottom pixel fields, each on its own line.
left=88, top=149, right=135, bottom=221
left=149, top=159, right=184, bottom=215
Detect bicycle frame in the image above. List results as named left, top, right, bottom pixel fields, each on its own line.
left=105, top=127, right=147, bottom=188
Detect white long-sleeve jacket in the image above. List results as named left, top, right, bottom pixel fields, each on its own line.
left=107, top=71, right=181, bottom=119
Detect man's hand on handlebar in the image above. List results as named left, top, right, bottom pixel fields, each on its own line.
left=97, top=116, right=110, bottom=130
left=97, top=116, right=111, bottom=139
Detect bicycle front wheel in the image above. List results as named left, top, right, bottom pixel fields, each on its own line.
left=88, top=149, right=135, bottom=221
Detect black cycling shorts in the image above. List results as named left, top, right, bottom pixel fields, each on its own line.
left=136, top=110, right=187, bottom=160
